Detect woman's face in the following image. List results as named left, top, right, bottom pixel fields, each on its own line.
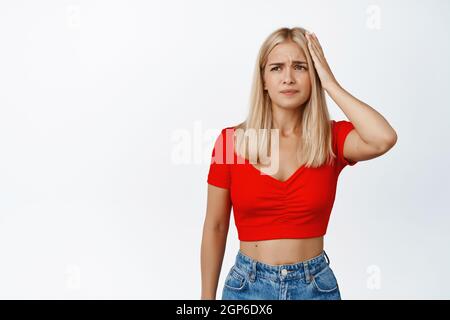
left=263, top=40, right=312, bottom=110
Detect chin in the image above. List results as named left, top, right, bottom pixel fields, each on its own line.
left=277, top=101, right=305, bottom=109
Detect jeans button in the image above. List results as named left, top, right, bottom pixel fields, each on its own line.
left=281, top=269, right=288, bottom=276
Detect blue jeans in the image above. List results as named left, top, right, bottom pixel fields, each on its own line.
left=221, top=249, right=341, bottom=300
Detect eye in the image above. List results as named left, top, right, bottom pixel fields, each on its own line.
left=270, top=65, right=307, bottom=71
left=295, top=64, right=307, bottom=70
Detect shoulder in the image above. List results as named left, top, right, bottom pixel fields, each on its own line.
left=224, top=124, right=241, bottom=131
left=329, top=119, right=358, bottom=167
left=216, top=124, right=241, bottom=141
left=216, top=126, right=236, bottom=139
left=330, top=119, right=355, bottom=139
left=211, top=125, right=238, bottom=158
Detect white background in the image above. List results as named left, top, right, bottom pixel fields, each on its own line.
left=0, top=0, right=449, bottom=299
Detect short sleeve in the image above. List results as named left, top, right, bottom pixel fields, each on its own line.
left=207, top=127, right=234, bottom=189
left=332, top=120, right=358, bottom=169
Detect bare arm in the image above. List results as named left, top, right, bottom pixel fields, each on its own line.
left=200, top=184, right=232, bottom=300
left=305, top=31, right=397, bottom=162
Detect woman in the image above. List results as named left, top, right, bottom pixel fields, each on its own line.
left=200, top=27, right=397, bottom=300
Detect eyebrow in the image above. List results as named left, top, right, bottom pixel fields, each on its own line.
left=268, top=61, right=307, bottom=66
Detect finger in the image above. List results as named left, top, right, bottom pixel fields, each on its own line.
left=307, top=37, right=320, bottom=63
left=308, top=36, right=323, bottom=61
left=311, top=41, right=323, bottom=60
left=306, top=32, right=316, bottom=51
left=307, top=32, right=322, bottom=54
left=311, top=33, right=324, bottom=55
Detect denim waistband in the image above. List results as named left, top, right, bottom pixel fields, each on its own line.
left=234, top=249, right=330, bottom=282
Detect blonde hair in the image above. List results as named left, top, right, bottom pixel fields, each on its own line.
left=234, top=26, right=336, bottom=168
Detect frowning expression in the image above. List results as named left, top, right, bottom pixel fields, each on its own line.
left=263, top=41, right=312, bottom=109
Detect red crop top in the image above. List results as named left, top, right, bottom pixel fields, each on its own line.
left=207, top=120, right=357, bottom=241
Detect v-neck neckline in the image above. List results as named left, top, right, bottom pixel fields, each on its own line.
left=228, top=126, right=306, bottom=185
left=230, top=136, right=306, bottom=185
left=246, top=161, right=306, bottom=185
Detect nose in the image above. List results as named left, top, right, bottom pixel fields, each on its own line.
left=282, top=68, right=295, bottom=84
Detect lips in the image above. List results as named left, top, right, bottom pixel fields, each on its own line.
left=280, top=90, right=299, bottom=95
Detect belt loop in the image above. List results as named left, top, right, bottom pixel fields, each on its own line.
left=249, top=260, right=257, bottom=282
left=303, top=261, right=311, bottom=283
left=323, top=250, right=330, bottom=266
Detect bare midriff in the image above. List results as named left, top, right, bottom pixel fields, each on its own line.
left=239, top=236, right=324, bottom=265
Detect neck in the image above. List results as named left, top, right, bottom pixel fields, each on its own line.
left=271, top=104, right=303, bottom=137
